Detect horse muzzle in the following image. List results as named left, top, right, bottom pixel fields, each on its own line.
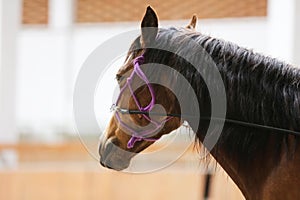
left=99, top=137, right=135, bottom=171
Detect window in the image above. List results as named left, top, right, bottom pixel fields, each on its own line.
left=22, top=0, right=48, bottom=24
left=76, top=0, right=267, bottom=23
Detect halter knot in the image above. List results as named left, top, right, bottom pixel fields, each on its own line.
left=133, top=55, right=145, bottom=66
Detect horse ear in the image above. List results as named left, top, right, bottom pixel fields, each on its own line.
left=186, top=15, right=197, bottom=30
left=140, top=6, right=158, bottom=47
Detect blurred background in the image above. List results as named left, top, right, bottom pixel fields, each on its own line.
left=1, top=0, right=299, bottom=199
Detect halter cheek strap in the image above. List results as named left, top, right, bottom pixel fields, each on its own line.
left=114, top=55, right=172, bottom=149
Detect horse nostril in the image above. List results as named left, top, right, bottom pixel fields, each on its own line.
left=105, top=141, right=114, bottom=155
left=99, top=140, right=114, bottom=162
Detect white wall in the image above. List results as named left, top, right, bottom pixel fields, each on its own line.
left=0, top=0, right=21, bottom=143
left=0, top=0, right=21, bottom=168
left=13, top=0, right=300, bottom=141
left=16, top=18, right=271, bottom=139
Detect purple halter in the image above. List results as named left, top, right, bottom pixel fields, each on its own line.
left=113, top=55, right=172, bottom=149
left=111, top=55, right=300, bottom=146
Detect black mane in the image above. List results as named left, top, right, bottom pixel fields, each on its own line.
left=127, top=27, right=300, bottom=166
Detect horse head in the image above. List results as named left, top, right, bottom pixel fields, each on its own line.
left=99, top=7, right=197, bottom=170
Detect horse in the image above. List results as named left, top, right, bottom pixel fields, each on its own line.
left=99, top=6, right=300, bottom=200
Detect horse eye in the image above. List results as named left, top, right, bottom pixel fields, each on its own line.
left=116, top=74, right=124, bottom=83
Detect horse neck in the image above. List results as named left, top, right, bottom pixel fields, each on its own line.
left=184, top=35, right=300, bottom=199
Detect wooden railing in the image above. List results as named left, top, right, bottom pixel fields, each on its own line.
left=0, top=142, right=244, bottom=200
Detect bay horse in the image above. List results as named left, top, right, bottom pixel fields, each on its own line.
left=99, top=6, right=300, bottom=199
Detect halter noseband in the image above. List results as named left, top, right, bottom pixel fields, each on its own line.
left=113, top=55, right=172, bottom=149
